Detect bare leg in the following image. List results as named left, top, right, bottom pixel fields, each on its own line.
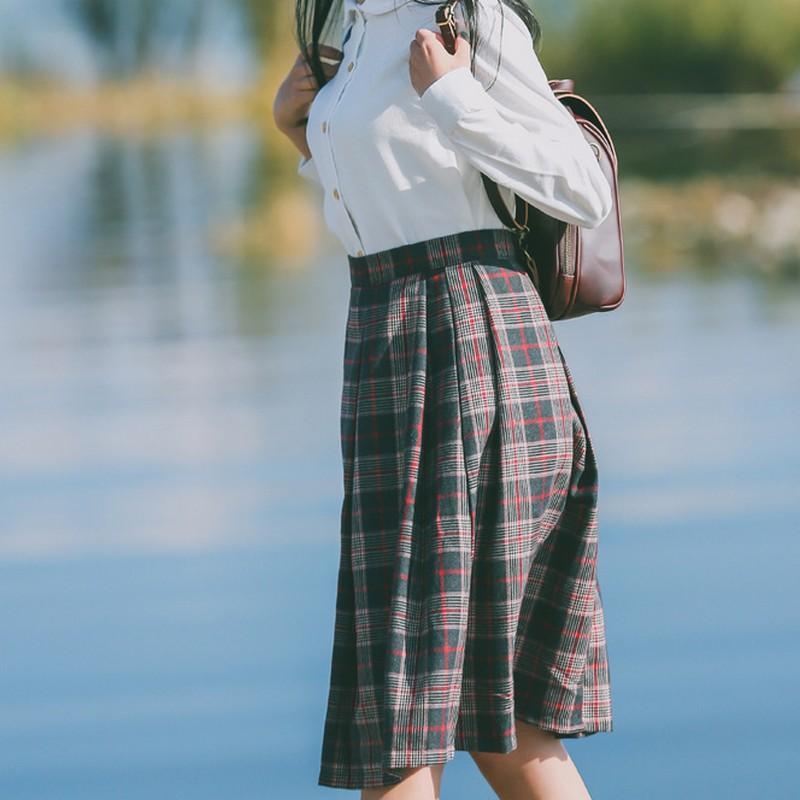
left=470, top=719, right=592, bottom=800
left=361, top=764, right=445, bottom=800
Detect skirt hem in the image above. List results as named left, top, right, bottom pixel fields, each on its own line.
left=317, top=713, right=614, bottom=790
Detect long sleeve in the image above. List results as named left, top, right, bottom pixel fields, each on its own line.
left=419, top=1, right=613, bottom=229
left=297, top=153, right=322, bottom=186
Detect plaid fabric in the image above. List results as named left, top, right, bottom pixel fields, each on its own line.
left=318, top=227, right=612, bottom=790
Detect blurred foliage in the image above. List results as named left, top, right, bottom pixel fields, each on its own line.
left=236, top=0, right=285, bottom=54
left=541, top=0, right=800, bottom=93
left=70, top=0, right=204, bottom=78
left=0, top=76, right=251, bottom=138
left=68, top=0, right=287, bottom=72
left=621, top=175, right=800, bottom=281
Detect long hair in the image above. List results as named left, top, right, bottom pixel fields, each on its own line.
left=295, top=0, right=542, bottom=93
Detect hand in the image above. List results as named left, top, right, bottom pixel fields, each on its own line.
left=408, top=28, right=471, bottom=97
left=273, top=45, right=342, bottom=157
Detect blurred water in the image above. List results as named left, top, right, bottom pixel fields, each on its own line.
left=0, top=129, right=799, bottom=799
left=0, top=0, right=254, bottom=86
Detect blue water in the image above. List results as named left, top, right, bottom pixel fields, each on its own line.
left=0, top=130, right=798, bottom=799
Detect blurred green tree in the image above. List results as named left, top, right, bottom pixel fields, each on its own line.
left=542, top=0, right=800, bottom=93
left=235, top=0, right=281, bottom=55
left=71, top=0, right=204, bottom=78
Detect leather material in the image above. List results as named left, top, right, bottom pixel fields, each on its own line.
left=483, top=84, right=626, bottom=321
left=435, top=1, right=626, bottom=321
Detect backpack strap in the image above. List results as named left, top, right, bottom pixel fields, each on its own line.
left=480, top=173, right=530, bottom=231
left=480, top=173, right=540, bottom=286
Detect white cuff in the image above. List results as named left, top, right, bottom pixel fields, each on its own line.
left=419, top=66, right=490, bottom=134
left=297, top=153, right=321, bottom=186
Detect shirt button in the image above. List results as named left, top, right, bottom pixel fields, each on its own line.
left=333, top=188, right=340, bottom=200
left=321, top=121, right=327, bottom=133
left=347, top=62, right=354, bottom=72
left=356, top=249, right=364, bottom=256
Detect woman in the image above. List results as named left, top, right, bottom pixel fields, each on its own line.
left=273, top=1, right=614, bottom=797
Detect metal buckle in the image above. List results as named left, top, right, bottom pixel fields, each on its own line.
left=512, top=222, right=540, bottom=288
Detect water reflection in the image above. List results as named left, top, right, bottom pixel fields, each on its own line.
left=0, top=123, right=346, bottom=561
left=0, top=126, right=798, bottom=798
left=0, top=0, right=254, bottom=86
left=0, top=125, right=303, bottom=335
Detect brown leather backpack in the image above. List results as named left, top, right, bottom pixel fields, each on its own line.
left=436, top=3, right=626, bottom=320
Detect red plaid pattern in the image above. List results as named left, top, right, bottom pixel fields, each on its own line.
left=319, top=227, right=612, bottom=790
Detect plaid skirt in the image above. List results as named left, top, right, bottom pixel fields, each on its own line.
left=318, top=227, right=612, bottom=790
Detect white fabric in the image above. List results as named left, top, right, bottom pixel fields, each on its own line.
left=297, top=0, right=613, bottom=258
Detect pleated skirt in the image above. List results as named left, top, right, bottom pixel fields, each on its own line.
left=318, top=227, right=612, bottom=790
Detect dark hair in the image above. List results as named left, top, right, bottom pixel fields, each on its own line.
left=295, top=0, right=542, bottom=93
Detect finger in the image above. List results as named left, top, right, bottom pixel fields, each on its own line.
left=297, top=61, right=316, bottom=80
left=295, top=73, right=318, bottom=90
left=296, top=62, right=315, bottom=78
left=317, top=43, right=343, bottom=62
left=299, top=44, right=342, bottom=70
left=297, top=62, right=337, bottom=85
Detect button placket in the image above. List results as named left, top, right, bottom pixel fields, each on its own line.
left=323, top=9, right=366, bottom=255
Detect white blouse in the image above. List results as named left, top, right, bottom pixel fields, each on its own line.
left=297, top=0, right=613, bottom=258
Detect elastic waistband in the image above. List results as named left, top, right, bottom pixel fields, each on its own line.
left=347, top=228, right=528, bottom=288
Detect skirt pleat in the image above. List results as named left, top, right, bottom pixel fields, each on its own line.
left=318, top=228, right=612, bottom=790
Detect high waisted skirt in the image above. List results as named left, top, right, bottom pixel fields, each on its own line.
left=318, top=227, right=612, bottom=790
